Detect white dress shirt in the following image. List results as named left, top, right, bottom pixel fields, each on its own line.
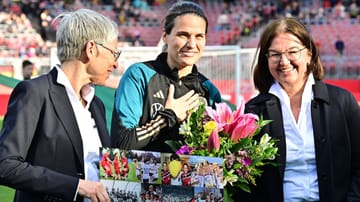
left=269, top=74, right=319, bottom=201
left=56, top=67, right=102, bottom=202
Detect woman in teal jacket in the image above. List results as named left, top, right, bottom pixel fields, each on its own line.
left=111, top=1, right=221, bottom=152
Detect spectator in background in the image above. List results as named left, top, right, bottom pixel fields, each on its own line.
left=240, top=17, right=360, bottom=201
left=335, top=35, right=345, bottom=77
left=111, top=1, right=222, bottom=152
left=22, top=59, right=34, bottom=80
left=334, top=1, right=346, bottom=20
left=335, top=34, right=345, bottom=56
left=349, top=0, right=359, bottom=24
left=132, top=31, right=146, bottom=46
left=216, top=10, right=231, bottom=30
left=0, top=8, right=120, bottom=202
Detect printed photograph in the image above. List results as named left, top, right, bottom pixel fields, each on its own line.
left=140, top=183, right=162, bottom=202
left=129, top=150, right=162, bottom=184
left=162, top=184, right=194, bottom=202
left=99, top=149, right=224, bottom=201
left=99, top=148, right=131, bottom=181
left=101, top=179, right=141, bottom=202
left=161, top=153, right=224, bottom=188
left=194, top=186, right=224, bottom=202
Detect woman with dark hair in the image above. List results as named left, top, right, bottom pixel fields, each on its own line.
left=161, top=161, right=171, bottom=185
left=180, top=162, right=192, bottom=186
left=111, top=0, right=221, bottom=152
left=243, top=17, right=360, bottom=201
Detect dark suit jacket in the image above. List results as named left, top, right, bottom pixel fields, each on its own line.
left=240, top=80, right=360, bottom=202
left=0, top=68, right=110, bottom=202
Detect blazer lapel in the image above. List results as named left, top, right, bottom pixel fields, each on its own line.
left=47, top=69, right=84, bottom=170
left=266, top=98, right=286, bottom=180
left=89, top=99, right=110, bottom=147
left=311, top=81, right=330, bottom=143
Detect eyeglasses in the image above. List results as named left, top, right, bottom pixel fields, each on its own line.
left=266, top=47, right=306, bottom=63
left=94, top=42, right=121, bottom=61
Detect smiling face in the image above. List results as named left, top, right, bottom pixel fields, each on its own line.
left=183, top=164, right=189, bottom=173
left=267, top=33, right=311, bottom=91
left=163, top=14, right=206, bottom=71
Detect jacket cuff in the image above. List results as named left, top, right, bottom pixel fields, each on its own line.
left=156, top=109, right=178, bottom=127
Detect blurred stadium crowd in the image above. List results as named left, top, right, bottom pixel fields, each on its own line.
left=0, top=0, right=359, bottom=78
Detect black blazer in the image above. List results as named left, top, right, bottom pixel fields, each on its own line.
left=0, top=68, right=110, bottom=202
left=240, top=80, right=360, bottom=202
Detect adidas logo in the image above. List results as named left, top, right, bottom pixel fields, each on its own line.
left=153, top=90, right=165, bottom=99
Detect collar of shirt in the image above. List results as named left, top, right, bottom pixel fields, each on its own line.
left=55, top=66, right=95, bottom=109
left=268, top=73, right=315, bottom=108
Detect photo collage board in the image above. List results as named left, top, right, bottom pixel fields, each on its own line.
left=99, top=147, right=224, bottom=202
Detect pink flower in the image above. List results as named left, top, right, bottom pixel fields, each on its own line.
left=231, top=114, right=259, bottom=142
left=205, top=102, right=239, bottom=136
left=205, top=102, right=233, bottom=131
left=206, top=99, right=259, bottom=140
left=207, top=128, right=220, bottom=152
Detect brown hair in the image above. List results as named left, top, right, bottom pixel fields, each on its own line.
left=252, top=17, right=324, bottom=93
left=162, top=0, right=208, bottom=35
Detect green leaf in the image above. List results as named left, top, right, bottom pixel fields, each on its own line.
left=231, top=137, right=252, bottom=152
left=238, top=183, right=251, bottom=193
left=164, top=140, right=181, bottom=153
left=223, top=187, right=235, bottom=202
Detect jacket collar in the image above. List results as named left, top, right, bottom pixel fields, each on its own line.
left=47, top=68, right=84, bottom=170
left=149, top=52, right=200, bottom=81
left=312, top=80, right=330, bottom=105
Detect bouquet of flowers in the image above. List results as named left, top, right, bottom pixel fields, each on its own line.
left=166, top=99, right=278, bottom=198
